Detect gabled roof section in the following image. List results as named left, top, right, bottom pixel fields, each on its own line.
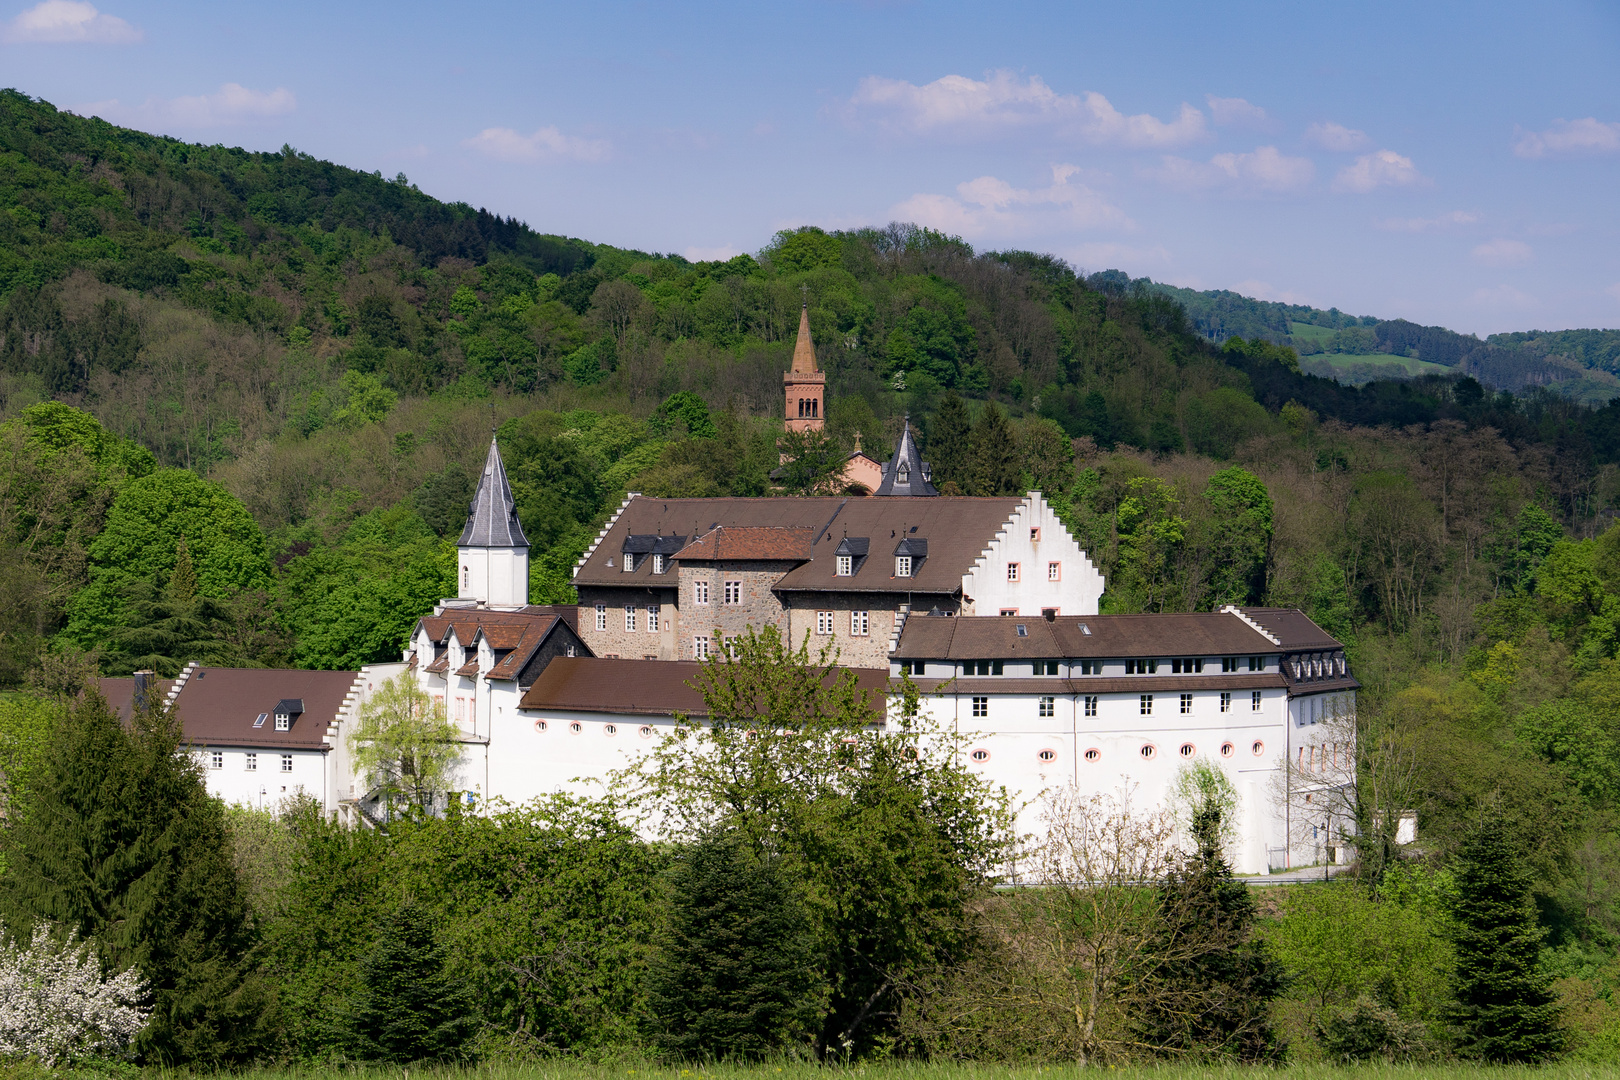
left=164, top=667, right=360, bottom=751
left=874, top=418, right=937, bottom=497
left=790, top=303, right=818, bottom=374
left=518, top=657, right=888, bottom=718
left=458, top=435, right=528, bottom=549
left=673, top=526, right=814, bottom=562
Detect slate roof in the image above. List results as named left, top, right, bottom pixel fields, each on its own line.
left=518, top=657, right=889, bottom=719
left=873, top=417, right=937, bottom=497
left=575, top=495, right=1025, bottom=595
left=458, top=435, right=528, bottom=548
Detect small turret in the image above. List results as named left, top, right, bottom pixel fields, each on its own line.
left=457, top=435, right=529, bottom=608
left=874, top=417, right=938, bottom=497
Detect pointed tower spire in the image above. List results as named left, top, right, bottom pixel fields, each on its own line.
left=874, top=416, right=939, bottom=497
left=456, top=436, right=530, bottom=607
left=790, top=301, right=818, bottom=374
left=783, top=299, right=826, bottom=435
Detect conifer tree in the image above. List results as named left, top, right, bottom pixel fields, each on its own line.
left=646, top=828, right=822, bottom=1059
left=967, top=401, right=1021, bottom=496
left=347, top=900, right=475, bottom=1062
left=1447, top=811, right=1564, bottom=1062
left=928, top=391, right=972, bottom=491
left=0, top=691, right=275, bottom=1064
left=1134, top=805, right=1284, bottom=1061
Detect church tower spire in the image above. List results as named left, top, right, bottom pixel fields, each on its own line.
left=457, top=435, right=529, bottom=608
left=783, top=299, right=825, bottom=434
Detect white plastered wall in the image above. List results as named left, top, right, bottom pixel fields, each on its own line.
left=458, top=546, right=530, bottom=609
left=961, top=492, right=1105, bottom=617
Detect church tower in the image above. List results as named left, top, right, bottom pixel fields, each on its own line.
left=457, top=435, right=529, bottom=609
left=783, top=302, right=825, bottom=434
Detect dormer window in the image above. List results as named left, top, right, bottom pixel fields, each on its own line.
left=837, top=554, right=852, bottom=576
left=652, top=553, right=666, bottom=574
left=274, top=713, right=289, bottom=731
left=897, top=462, right=910, bottom=484
left=896, top=555, right=912, bottom=577
left=622, top=553, right=636, bottom=572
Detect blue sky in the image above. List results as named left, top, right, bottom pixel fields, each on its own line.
left=3, top=0, right=1618, bottom=335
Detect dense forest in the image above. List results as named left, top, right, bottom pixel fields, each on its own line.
left=3, top=86, right=1620, bottom=1064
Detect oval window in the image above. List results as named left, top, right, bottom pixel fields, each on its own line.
left=1220, top=741, right=1235, bottom=758
left=639, top=725, right=654, bottom=738
left=569, top=722, right=582, bottom=734
left=1179, top=742, right=1196, bottom=758
left=1038, top=748, right=1057, bottom=763
left=1252, top=740, right=1265, bottom=756
left=533, top=720, right=548, bottom=733
left=604, top=724, right=617, bottom=736
left=970, top=748, right=990, bottom=762
left=1084, top=747, right=1100, bottom=762
left=1140, top=744, right=1157, bottom=760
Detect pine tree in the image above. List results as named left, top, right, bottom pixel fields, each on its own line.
left=928, top=391, right=972, bottom=491
left=347, top=899, right=475, bottom=1062
left=1134, top=806, right=1285, bottom=1061
left=646, top=828, right=822, bottom=1060
left=1447, top=811, right=1564, bottom=1062
left=968, top=401, right=1022, bottom=496
left=0, top=692, right=276, bottom=1064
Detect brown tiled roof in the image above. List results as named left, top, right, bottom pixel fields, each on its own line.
left=477, top=624, right=530, bottom=649
left=674, top=526, right=814, bottom=562
left=416, top=606, right=575, bottom=650
left=914, top=675, right=1288, bottom=694
left=895, top=611, right=1300, bottom=659
left=454, top=659, right=480, bottom=677
left=424, top=655, right=450, bottom=674
left=1238, top=607, right=1344, bottom=650
left=576, top=495, right=1027, bottom=595
left=519, top=658, right=889, bottom=719
left=97, top=676, right=176, bottom=721
left=169, top=667, right=358, bottom=750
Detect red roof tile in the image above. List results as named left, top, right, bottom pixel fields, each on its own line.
left=519, top=658, right=888, bottom=719
left=674, top=526, right=815, bottom=562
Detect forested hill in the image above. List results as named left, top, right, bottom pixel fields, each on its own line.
left=1133, top=274, right=1620, bottom=402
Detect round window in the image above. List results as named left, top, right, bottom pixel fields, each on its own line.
left=1038, top=748, right=1057, bottom=763
left=970, top=748, right=990, bottom=762
left=1140, top=744, right=1157, bottom=760
left=604, top=724, right=617, bottom=736
left=569, top=722, right=582, bottom=734
left=1179, top=742, right=1196, bottom=758
left=534, top=720, right=548, bottom=733
left=1220, top=741, right=1235, bottom=758
left=639, top=725, right=654, bottom=738
left=1084, top=747, right=1100, bottom=762
left=1252, top=740, right=1265, bottom=756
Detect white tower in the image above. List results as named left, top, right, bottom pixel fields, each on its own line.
left=457, top=435, right=529, bottom=609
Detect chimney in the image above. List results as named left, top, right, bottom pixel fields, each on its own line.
left=133, top=669, right=154, bottom=711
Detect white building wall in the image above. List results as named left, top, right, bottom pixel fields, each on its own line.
left=457, top=545, right=530, bottom=609
left=196, top=746, right=329, bottom=812
left=960, top=492, right=1105, bottom=617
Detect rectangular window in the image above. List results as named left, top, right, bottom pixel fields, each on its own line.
left=622, top=552, right=636, bottom=573
left=647, top=605, right=659, bottom=632
left=817, top=611, right=834, bottom=635
left=1079, top=658, right=1100, bottom=675
left=999, top=608, right=1018, bottom=617
left=1030, top=527, right=1041, bottom=542
left=1007, top=562, right=1020, bottom=582
left=1248, top=655, right=1265, bottom=671
left=972, top=696, right=989, bottom=717
left=723, top=636, right=739, bottom=658
left=895, top=555, right=912, bottom=577
left=210, top=750, right=223, bottom=770
left=694, top=636, right=711, bottom=660
left=652, top=553, right=667, bottom=575
left=1038, top=660, right=1059, bottom=675
left=1039, top=695, right=1055, bottom=717
left=694, top=580, right=709, bottom=605
left=281, top=753, right=293, bottom=773
left=1222, top=656, right=1239, bottom=672
left=1048, top=561, right=1061, bottom=581
left=1180, top=692, right=1193, bottom=714
left=595, top=604, right=607, bottom=632
left=1252, top=690, right=1263, bottom=711
left=850, top=610, right=870, bottom=636
left=836, top=554, right=852, bottom=576
left=1084, top=695, right=1098, bottom=717
left=724, top=580, right=742, bottom=605
left=275, top=713, right=290, bottom=731
left=901, top=659, right=926, bottom=676
left=1140, top=694, right=1153, bottom=715
left=245, top=752, right=257, bottom=771
left=624, top=605, right=636, bottom=632
left=1220, top=691, right=1232, bottom=713
left=1171, top=658, right=1204, bottom=673
left=1125, top=659, right=1158, bottom=674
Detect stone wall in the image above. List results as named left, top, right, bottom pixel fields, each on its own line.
left=577, top=586, right=679, bottom=659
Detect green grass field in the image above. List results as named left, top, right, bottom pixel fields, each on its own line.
left=142, top=1061, right=1620, bottom=1080
left=1287, top=321, right=1338, bottom=346
left=1306, top=353, right=1453, bottom=376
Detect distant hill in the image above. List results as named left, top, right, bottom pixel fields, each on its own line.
left=1120, top=275, right=1620, bottom=405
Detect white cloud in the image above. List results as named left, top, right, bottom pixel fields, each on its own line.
left=2, top=0, right=139, bottom=43
left=1152, top=145, right=1315, bottom=195
left=890, top=163, right=1132, bottom=240
left=1332, top=149, right=1427, bottom=193
left=1376, top=210, right=1480, bottom=232
left=1513, top=117, right=1620, bottom=159
left=463, top=125, right=609, bottom=163
left=1305, top=121, right=1371, bottom=152
left=1472, top=239, right=1533, bottom=268
left=850, top=71, right=1207, bottom=148
left=78, top=83, right=294, bottom=128
left=684, top=244, right=742, bottom=263
left=1469, top=284, right=1538, bottom=309
left=1205, top=95, right=1268, bottom=127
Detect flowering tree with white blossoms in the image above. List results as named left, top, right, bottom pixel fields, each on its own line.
left=0, top=926, right=149, bottom=1064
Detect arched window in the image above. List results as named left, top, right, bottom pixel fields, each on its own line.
left=811, top=398, right=819, bottom=417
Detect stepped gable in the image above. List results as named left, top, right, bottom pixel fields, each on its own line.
left=458, top=435, right=528, bottom=548
left=873, top=417, right=937, bottom=497
left=158, top=667, right=358, bottom=751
